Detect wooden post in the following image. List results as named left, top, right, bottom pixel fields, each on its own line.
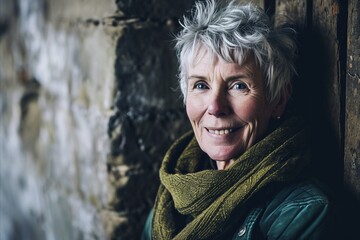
left=345, top=0, right=360, bottom=202
left=309, top=0, right=344, bottom=186
left=312, top=0, right=342, bottom=150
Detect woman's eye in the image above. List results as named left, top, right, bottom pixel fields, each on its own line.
left=194, top=82, right=208, bottom=89
left=232, top=82, right=247, bottom=90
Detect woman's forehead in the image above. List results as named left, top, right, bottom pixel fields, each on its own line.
left=187, top=52, right=262, bottom=83
left=186, top=44, right=253, bottom=70
left=187, top=45, right=256, bottom=73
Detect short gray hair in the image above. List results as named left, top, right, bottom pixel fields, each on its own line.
left=175, top=0, right=297, bottom=104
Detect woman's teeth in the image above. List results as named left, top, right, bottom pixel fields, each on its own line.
left=208, top=129, right=234, bottom=135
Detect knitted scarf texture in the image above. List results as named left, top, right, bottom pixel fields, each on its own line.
left=152, top=116, right=310, bottom=239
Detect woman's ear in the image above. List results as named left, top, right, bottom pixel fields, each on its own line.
left=272, top=85, right=291, bottom=119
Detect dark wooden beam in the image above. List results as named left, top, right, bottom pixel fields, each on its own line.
left=345, top=0, right=360, bottom=202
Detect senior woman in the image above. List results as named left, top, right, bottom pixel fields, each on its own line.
left=142, top=0, right=332, bottom=239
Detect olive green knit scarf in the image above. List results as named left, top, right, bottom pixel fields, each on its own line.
left=152, top=116, right=310, bottom=239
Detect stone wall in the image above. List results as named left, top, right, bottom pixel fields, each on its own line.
left=107, top=1, right=195, bottom=239
left=0, top=0, right=192, bottom=239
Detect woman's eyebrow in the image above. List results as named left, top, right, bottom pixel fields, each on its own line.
left=187, top=75, right=207, bottom=80
left=225, top=74, right=252, bottom=82
left=187, top=72, right=253, bottom=81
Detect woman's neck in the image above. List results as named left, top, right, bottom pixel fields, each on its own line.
left=216, top=159, right=235, bottom=170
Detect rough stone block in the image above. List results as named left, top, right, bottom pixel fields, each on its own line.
left=107, top=18, right=191, bottom=239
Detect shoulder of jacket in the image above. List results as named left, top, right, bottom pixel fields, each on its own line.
left=260, top=180, right=330, bottom=239
left=268, top=180, right=329, bottom=208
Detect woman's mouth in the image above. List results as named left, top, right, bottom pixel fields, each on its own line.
left=205, top=127, right=241, bottom=135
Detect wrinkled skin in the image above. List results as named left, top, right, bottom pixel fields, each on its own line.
left=186, top=49, right=287, bottom=170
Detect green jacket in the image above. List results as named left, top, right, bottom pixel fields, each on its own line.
left=142, top=180, right=331, bottom=239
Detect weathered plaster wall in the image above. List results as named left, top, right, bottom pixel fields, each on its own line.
left=1, top=0, right=116, bottom=239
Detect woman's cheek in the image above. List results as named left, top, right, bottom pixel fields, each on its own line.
left=233, top=99, right=258, bottom=121
left=186, top=95, right=204, bottom=121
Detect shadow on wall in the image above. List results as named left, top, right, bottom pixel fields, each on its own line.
left=293, top=26, right=360, bottom=238
left=293, top=27, right=342, bottom=188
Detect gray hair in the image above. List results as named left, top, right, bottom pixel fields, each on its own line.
left=175, top=0, right=297, bottom=104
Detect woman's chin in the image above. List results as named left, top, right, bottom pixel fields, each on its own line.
left=206, top=146, right=243, bottom=162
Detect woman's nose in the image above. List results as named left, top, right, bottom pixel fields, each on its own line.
left=207, top=91, right=230, bottom=117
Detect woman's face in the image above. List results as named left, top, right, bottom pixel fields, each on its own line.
left=186, top=50, right=278, bottom=169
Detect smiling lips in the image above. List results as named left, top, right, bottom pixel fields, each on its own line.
left=206, top=127, right=241, bottom=135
